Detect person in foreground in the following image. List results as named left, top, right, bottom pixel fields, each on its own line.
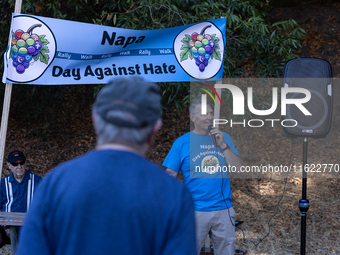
left=163, top=97, right=243, bottom=255
left=17, top=77, right=197, bottom=255
left=0, top=150, right=42, bottom=247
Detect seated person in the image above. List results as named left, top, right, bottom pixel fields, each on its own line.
left=0, top=150, right=42, bottom=247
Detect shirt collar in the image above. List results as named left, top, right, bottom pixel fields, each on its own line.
left=9, top=170, right=30, bottom=182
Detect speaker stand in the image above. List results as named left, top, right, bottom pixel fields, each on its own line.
left=299, top=137, right=310, bottom=255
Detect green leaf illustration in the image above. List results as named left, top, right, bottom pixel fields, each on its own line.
left=207, top=34, right=221, bottom=61
left=39, top=35, right=50, bottom=46
left=35, top=47, right=50, bottom=64
left=212, top=47, right=221, bottom=61
left=180, top=47, right=192, bottom=61
left=180, top=44, right=189, bottom=51
left=211, top=34, right=220, bottom=43
left=181, top=34, right=191, bottom=44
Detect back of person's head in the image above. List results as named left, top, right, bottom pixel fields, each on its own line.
left=92, top=77, right=162, bottom=149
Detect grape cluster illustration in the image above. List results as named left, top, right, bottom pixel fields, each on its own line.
left=180, top=25, right=221, bottom=73
left=10, top=24, right=50, bottom=74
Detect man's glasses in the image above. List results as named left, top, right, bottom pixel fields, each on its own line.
left=11, top=161, right=25, bottom=166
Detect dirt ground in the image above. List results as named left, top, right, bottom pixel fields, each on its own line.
left=1, top=0, right=340, bottom=254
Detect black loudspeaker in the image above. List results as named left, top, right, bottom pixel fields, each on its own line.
left=282, top=58, right=333, bottom=138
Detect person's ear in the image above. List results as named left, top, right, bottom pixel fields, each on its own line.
left=190, top=113, right=195, bottom=123
left=147, top=121, right=162, bottom=145
left=6, top=162, right=10, bottom=168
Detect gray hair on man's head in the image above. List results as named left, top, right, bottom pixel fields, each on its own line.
left=189, top=96, right=212, bottom=116
left=92, top=108, right=161, bottom=149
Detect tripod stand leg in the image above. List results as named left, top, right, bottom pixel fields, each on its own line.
left=300, top=212, right=307, bottom=255
left=299, top=138, right=309, bottom=255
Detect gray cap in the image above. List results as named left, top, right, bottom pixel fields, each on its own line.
left=93, top=77, right=161, bottom=128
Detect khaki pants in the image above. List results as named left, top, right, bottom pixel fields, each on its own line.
left=195, top=208, right=235, bottom=255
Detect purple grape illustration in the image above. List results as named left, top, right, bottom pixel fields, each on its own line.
left=16, top=64, right=25, bottom=74
left=27, top=46, right=35, bottom=55
left=179, top=24, right=221, bottom=73
left=10, top=24, right=50, bottom=74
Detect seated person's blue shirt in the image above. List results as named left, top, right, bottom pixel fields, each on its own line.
left=0, top=171, right=42, bottom=212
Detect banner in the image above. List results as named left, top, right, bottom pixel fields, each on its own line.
left=2, top=14, right=226, bottom=85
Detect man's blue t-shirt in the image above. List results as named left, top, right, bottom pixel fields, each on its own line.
left=163, top=131, right=240, bottom=211
left=17, top=150, right=197, bottom=255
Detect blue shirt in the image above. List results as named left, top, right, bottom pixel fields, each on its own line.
left=0, top=170, right=42, bottom=212
left=163, top=131, right=240, bottom=211
left=17, top=150, right=197, bottom=255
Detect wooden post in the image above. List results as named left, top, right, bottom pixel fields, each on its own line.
left=0, top=0, right=23, bottom=178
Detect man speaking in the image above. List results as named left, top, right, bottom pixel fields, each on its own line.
left=163, top=96, right=242, bottom=255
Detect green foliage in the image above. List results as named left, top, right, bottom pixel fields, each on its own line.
left=159, top=82, right=190, bottom=111
left=221, top=0, right=304, bottom=78
left=0, top=0, right=305, bottom=113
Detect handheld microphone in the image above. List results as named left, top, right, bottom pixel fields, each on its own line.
left=208, top=125, right=217, bottom=148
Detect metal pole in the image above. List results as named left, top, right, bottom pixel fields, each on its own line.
left=302, top=137, right=308, bottom=199
left=300, top=137, right=309, bottom=255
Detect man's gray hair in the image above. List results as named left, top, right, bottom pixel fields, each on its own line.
left=92, top=108, right=160, bottom=149
left=189, top=96, right=212, bottom=116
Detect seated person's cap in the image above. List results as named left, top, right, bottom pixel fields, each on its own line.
left=8, top=150, right=26, bottom=164
left=93, top=77, right=161, bottom=128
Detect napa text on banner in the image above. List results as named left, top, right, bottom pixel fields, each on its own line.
left=3, top=14, right=226, bottom=84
